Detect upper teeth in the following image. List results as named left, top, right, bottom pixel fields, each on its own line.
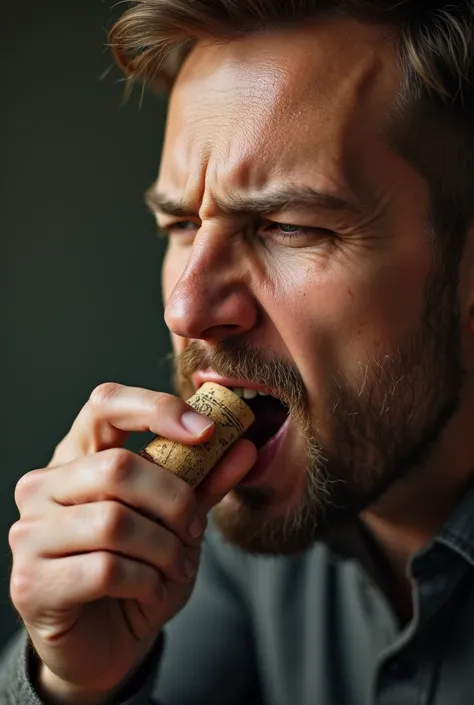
left=230, top=387, right=269, bottom=399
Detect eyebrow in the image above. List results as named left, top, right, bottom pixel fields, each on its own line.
left=144, top=184, right=365, bottom=219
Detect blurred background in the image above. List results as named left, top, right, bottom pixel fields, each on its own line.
left=2, top=0, right=171, bottom=648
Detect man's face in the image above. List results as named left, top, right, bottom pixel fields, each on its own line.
left=152, top=19, right=464, bottom=553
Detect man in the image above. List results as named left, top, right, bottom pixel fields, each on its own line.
left=1, top=0, right=474, bottom=703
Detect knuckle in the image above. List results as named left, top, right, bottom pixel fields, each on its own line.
left=14, top=470, right=43, bottom=510
left=150, top=392, right=176, bottom=417
left=88, top=382, right=121, bottom=409
left=97, top=502, right=131, bottom=544
left=101, top=447, right=134, bottom=484
left=166, top=481, right=195, bottom=524
left=8, top=519, right=33, bottom=550
left=92, top=552, right=120, bottom=593
left=10, top=562, right=36, bottom=611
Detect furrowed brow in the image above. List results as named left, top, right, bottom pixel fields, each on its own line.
left=144, top=188, right=196, bottom=218
left=145, top=184, right=364, bottom=219
left=214, top=186, right=364, bottom=217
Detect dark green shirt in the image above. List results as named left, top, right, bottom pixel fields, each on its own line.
left=1, top=484, right=474, bottom=704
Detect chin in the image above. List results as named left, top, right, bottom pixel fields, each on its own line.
left=211, top=480, right=339, bottom=556
left=209, top=426, right=334, bottom=555
left=210, top=450, right=395, bottom=556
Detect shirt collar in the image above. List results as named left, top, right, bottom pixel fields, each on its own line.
left=325, top=480, right=474, bottom=579
left=435, top=479, right=474, bottom=568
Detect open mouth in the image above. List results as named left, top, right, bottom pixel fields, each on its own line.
left=225, top=387, right=290, bottom=449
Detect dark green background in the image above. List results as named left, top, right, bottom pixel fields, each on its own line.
left=3, top=1, right=171, bottom=648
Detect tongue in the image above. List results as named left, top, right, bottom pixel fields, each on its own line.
left=242, top=395, right=289, bottom=449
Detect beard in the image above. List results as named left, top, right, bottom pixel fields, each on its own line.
left=173, top=249, right=465, bottom=555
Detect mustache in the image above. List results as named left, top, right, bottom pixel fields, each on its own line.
left=178, top=339, right=308, bottom=414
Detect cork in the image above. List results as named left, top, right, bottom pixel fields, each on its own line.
left=139, top=383, right=255, bottom=489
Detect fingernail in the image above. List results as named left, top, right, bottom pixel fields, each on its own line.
left=189, top=515, right=203, bottom=539
left=184, top=554, right=197, bottom=578
left=181, top=411, right=214, bottom=436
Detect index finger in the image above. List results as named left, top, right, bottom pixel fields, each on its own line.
left=51, top=383, right=214, bottom=465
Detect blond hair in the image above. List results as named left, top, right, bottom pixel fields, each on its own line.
left=110, top=1, right=474, bottom=101
left=110, top=1, right=474, bottom=250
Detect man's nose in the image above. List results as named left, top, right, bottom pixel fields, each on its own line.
left=164, top=234, right=258, bottom=343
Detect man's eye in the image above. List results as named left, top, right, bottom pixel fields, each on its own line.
left=276, top=223, right=300, bottom=233
left=165, top=220, right=197, bottom=233
left=262, top=222, right=305, bottom=237
left=265, top=222, right=333, bottom=240
left=157, top=220, right=199, bottom=241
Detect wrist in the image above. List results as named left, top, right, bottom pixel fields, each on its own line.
left=37, top=665, right=110, bottom=705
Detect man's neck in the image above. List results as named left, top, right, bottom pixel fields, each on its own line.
left=359, top=512, right=424, bottom=626
left=360, top=459, right=474, bottom=625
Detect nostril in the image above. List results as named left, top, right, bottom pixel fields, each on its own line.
left=164, top=268, right=258, bottom=341
left=220, top=324, right=244, bottom=333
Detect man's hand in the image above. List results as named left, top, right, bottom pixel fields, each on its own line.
left=9, top=383, right=257, bottom=702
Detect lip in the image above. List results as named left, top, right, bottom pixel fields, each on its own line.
left=193, top=370, right=274, bottom=396
left=238, top=416, right=291, bottom=487
left=194, top=369, right=292, bottom=489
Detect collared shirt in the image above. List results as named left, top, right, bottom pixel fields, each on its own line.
left=1, top=484, right=474, bottom=704
left=156, top=482, right=474, bottom=705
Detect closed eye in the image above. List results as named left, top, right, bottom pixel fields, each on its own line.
left=158, top=220, right=197, bottom=235
left=156, top=220, right=335, bottom=245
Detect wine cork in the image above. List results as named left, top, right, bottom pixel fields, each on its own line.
left=139, top=383, right=255, bottom=489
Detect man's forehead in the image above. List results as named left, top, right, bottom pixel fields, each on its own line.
left=176, top=17, right=399, bottom=94
left=159, top=17, right=401, bottom=202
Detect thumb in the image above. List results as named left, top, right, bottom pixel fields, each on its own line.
left=196, top=439, right=257, bottom=514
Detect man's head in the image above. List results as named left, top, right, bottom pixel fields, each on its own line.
left=111, top=2, right=474, bottom=554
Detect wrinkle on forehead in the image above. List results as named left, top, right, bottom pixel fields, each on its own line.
left=160, top=18, right=401, bottom=206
